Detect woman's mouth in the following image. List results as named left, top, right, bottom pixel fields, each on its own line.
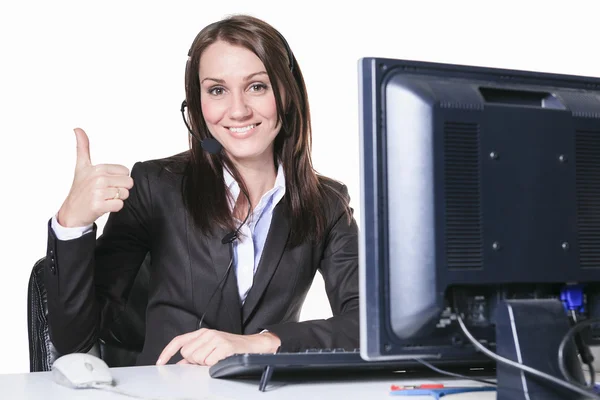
left=227, top=123, right=260, bottom=138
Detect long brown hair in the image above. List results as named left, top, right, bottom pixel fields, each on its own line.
left=183, top=14, right=346, bottom=246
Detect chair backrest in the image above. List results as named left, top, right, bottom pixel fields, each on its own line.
left=27, top=254, right=150, bottom=371
left=27, top=257, right=60, bottom=371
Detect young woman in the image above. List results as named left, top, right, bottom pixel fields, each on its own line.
left=46, top=14, right=359, bottom=367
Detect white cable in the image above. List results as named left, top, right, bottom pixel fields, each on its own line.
left=456, top=315, right=600, bottom=399
left=91, top=383, right=212, bottom=400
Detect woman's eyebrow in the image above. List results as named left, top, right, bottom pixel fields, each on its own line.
left=243, top=71, right=267, bottom=81
left=200, top=71, right=268, bottom=85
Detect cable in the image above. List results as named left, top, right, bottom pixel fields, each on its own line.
left=587, top=363, right=596, bottom=388
left=92, top=383, right=199, bottom=400
left=558, top=317, right=600, bottom=388
left=411, top=357, right=497, bottom=386
left=197, top=254, right=234, bottom=330
left=456, top=315, right=600, bottom=399
left=197, top=184, right=252, bottom=330
left=561, top=287, right=597, bottom=388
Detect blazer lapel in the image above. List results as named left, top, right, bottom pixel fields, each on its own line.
left=203, top=227, right=243, bottom=333
left=241, top=203, right=290, bottom=324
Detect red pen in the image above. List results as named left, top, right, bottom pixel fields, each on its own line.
left=391, top=384, right=445, bottom=391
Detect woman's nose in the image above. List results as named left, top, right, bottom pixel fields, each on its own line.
left=228, top=93, right=251, bottom=120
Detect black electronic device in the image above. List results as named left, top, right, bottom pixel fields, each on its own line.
left=209, top=348, right=490, bottom=391
left=358, top=57, right=600, bottom=399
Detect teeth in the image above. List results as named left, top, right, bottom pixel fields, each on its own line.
left=229, top=124, right=255, bottom=133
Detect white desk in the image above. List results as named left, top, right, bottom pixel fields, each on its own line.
left=0, top=365, right=496, bottom=399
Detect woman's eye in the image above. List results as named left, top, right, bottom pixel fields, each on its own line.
left=249, top=83, right=267, bottom=92
left=208, top=87, right=225, bottom=96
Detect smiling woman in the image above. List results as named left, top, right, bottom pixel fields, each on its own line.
left=199, top=43, right=280, bottom=169
left=44, top=14, right=359, bottom=368
left=182, top=15, right=325, bottom=244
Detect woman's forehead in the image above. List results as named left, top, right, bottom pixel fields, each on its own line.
left=199, top=41, right=267, bottom=82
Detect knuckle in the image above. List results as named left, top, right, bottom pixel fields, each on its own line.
left=171, top=336, right=184, bottom=348
left=204, top=330, right=216, bottom=339
left=206, top=350, right=224, bottom=366
left=93, top=188, right=105, bottom=199
left=192, top=352, right=204, bottom=365
left=179, top=347, right=189, bottom=359
left=94, top=176, right=107, bottom=188
left=181, top=346, right=194, bottom=360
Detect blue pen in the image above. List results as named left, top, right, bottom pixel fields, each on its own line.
left=390, top=385, right=496, bottom=399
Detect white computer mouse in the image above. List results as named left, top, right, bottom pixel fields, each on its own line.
left=51, top=353, right=114, bottom=389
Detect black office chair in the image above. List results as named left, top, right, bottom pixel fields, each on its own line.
left=27, top=254, right=150, bottom=371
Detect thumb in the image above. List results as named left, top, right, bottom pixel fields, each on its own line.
left=73, top=127, right=91, bottom=168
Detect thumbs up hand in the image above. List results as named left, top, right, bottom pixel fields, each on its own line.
left=57, top=128, right=134, bottom=228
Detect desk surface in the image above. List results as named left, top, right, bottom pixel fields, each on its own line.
left=0, top=365, right=496, bottom=399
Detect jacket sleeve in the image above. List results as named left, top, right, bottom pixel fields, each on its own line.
left=264, top=185, right=359, bottom=351
left=45, top=161, right=152, bottom=354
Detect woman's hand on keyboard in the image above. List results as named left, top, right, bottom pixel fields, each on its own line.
left=156, top=328, right=281, bottom=366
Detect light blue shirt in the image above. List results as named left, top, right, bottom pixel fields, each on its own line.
left=223, top=164, right=286, bottom=303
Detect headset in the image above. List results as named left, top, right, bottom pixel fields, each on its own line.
left=180, top=25, right=295, bottom=155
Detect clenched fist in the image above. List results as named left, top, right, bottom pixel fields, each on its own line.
left=57, top=128, right=134, bottom=228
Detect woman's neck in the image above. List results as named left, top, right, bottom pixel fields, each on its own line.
left=231, top=157, right=277, bottom=211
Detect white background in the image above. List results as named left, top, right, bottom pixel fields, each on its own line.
left=1, top=0, right=599, bottom=374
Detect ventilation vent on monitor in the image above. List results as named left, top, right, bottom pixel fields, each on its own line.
left=444, top=122, right=483, bottom=269
left=558, top=92, right=600, bottom=119
left=439, top=102, right=483, bottom=110
left=575, top=129, right=600, bottom=268
left=573, top=112, right=600, bottom=119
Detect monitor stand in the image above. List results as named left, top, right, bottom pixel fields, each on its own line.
left=495, top=298, right=587, bottom=400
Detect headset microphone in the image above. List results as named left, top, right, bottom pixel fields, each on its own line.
left=200, top=138, right=223, bottom=154
left=221, top=231, right=238, bottom=244
left=180, top=100, right=223, bottom=154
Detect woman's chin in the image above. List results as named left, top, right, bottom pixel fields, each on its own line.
left=224, top=146, right=274, bottom=164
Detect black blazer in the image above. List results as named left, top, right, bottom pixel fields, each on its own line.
left=45, top=153, right=359, bottom=365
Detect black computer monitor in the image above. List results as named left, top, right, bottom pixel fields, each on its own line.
left=358, top=58, right=600, bottom=399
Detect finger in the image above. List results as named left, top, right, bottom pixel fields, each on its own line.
left=103, top=199, right=125, bottom=214
left=176, top=359, right=191, bottom=365
left=94, top=175, right=134, bottom=190
left=100, top=187, right=130, bottom=201
left=94, top=164, right=130, bottom=176
left=180, top=330, right=214, bottom=362
left=74, top=128, right=91, bottom=169
left=189, top=342, right=218, bottom=366
left=157, top=331, right=202, bottom=365
left=204, top=346, right=231, bottom=366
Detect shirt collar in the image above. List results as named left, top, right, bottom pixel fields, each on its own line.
left=223, top=163, right=286, bottom=209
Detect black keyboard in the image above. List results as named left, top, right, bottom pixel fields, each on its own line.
left=209, top=349, right=491, bottom=391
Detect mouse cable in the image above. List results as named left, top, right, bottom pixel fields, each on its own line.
left=91, top=382, right=224, bottom=400
left=456, top=314, right=600, bottom=399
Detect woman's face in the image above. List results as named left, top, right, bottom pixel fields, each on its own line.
left=199, top=40, right=280, bottom=164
